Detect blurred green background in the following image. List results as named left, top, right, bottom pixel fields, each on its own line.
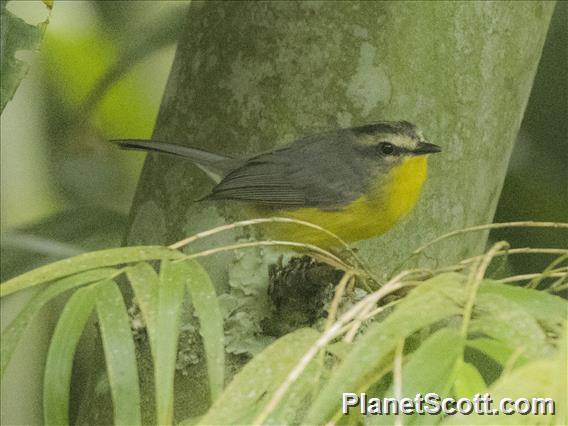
left=1, top=0, right=188, bottom=280
left=0, top=0, right=566, bottom=280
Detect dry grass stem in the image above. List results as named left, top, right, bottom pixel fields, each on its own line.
left=343, top=303, right=374, bottom=343
left=459, top=247, right=567, bottom=266
left=339, top=295, right=408, bottom=343
left=502, top=270, right=567, bottom=283
left=167, top=217, right=382, bottom=280
left=527, top=253, right=568, bottom=289
left=325, top=272, right=355, bottom=330
left=433, top=247, right=568, bottom=275
left=548, top=269, right=568, bottom=292
left=168, top=217, right=350, bottom=250
left=460, top=241, right=509, bottom=337
left=393, top=340, right=405, bottom=426
left=343, top=297, right=405, bottom=343
left=549, top=281, right=568, bottom=293
left=502, top=346, right=525, bottom=378
left=306, top=252, right=356, bottom=272
left=412, top=221, right=568, bottom=258
left=179, top=240, right=351, bottom=271
left=312, top=271, right=355, bottom=402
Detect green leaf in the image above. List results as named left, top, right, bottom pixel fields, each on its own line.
left=305, top=273, right=466, bottom=425
left=444, top=347, right=565, bottom=425
left=179, top=415, right=203, bottom=426
left=469, top=293, right=554, bottom=359
left=96, top=280, right=141, bottom=425
left=1, top=268, right=116, bottom=378
left=371, top=329, right=465, bottom=426
left=326, top=340, right=353, bottom=361
left=478, top=280, right=567, bottom=322
left=126, top=262, right=159, bottom=358
left=153, top=260, right=186, bottom=425
left=1, top=245, right=183, bottom=297
left=466, top=337, right=528, bottom=367
left=399, top=329, right=464, bottom=398
left=453, top=362, right=487, bottom=399
left=182, top=260, right=225, bottom=402
left=0, top=1, right=50, bottom=113
left=197, top=328, right=320, bottom=426
left=43, top=285, right=97, bottom=425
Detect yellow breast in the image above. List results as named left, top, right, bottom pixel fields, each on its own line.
left=256, top=156, right=429, bottom=248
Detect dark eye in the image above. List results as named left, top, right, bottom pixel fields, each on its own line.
left=379, top=142, right=395, bottom=155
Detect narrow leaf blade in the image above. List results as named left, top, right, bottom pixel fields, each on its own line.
left=96, top=280, right=141, bottom=425
left=400, top=329, right=464, bottom=398
left=183, top=260, right=225, bottom=401
left=198, top=328, right=320, bottom=426
left=466, top=337, right=528, bottom=367
left=1, top=246, right=183, bottom=297
left=479, top=280, right=567, bottom=321
left=373, top=328, right=464, bottom=426
left=126, top=262, right=159, bottom=359
left=470, top=293, right=553, bottom=359
left=453, top=361, right=487, bottom=399
left=1, top=268, right=116, bottom=378
left=154, top=260, right=186, bottom=425
left=445, top=354, right=564, bottom=425
left=43, top=285, right=97, bottom=425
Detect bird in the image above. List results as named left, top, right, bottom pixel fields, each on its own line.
left=114, top=121, right=441, bottom=248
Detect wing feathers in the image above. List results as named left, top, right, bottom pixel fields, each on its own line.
left=204, top=135, right=366, bottom=210
left=207, top=158, right=308, bottom=207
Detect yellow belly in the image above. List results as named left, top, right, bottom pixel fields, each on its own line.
left=254, top=156, right=429, bottom=248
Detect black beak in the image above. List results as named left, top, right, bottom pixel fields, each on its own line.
left=412, top=142, right=442, bottom=155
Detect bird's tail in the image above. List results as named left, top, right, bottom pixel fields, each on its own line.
left=113, top=139, right=236, bottom=183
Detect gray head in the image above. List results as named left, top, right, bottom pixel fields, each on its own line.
left=345, top=120, right=441, bottom=166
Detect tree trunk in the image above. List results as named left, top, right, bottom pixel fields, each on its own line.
left=128, top=0, right=554, bottom=266
left=89, top=1, right=554, bottom=422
